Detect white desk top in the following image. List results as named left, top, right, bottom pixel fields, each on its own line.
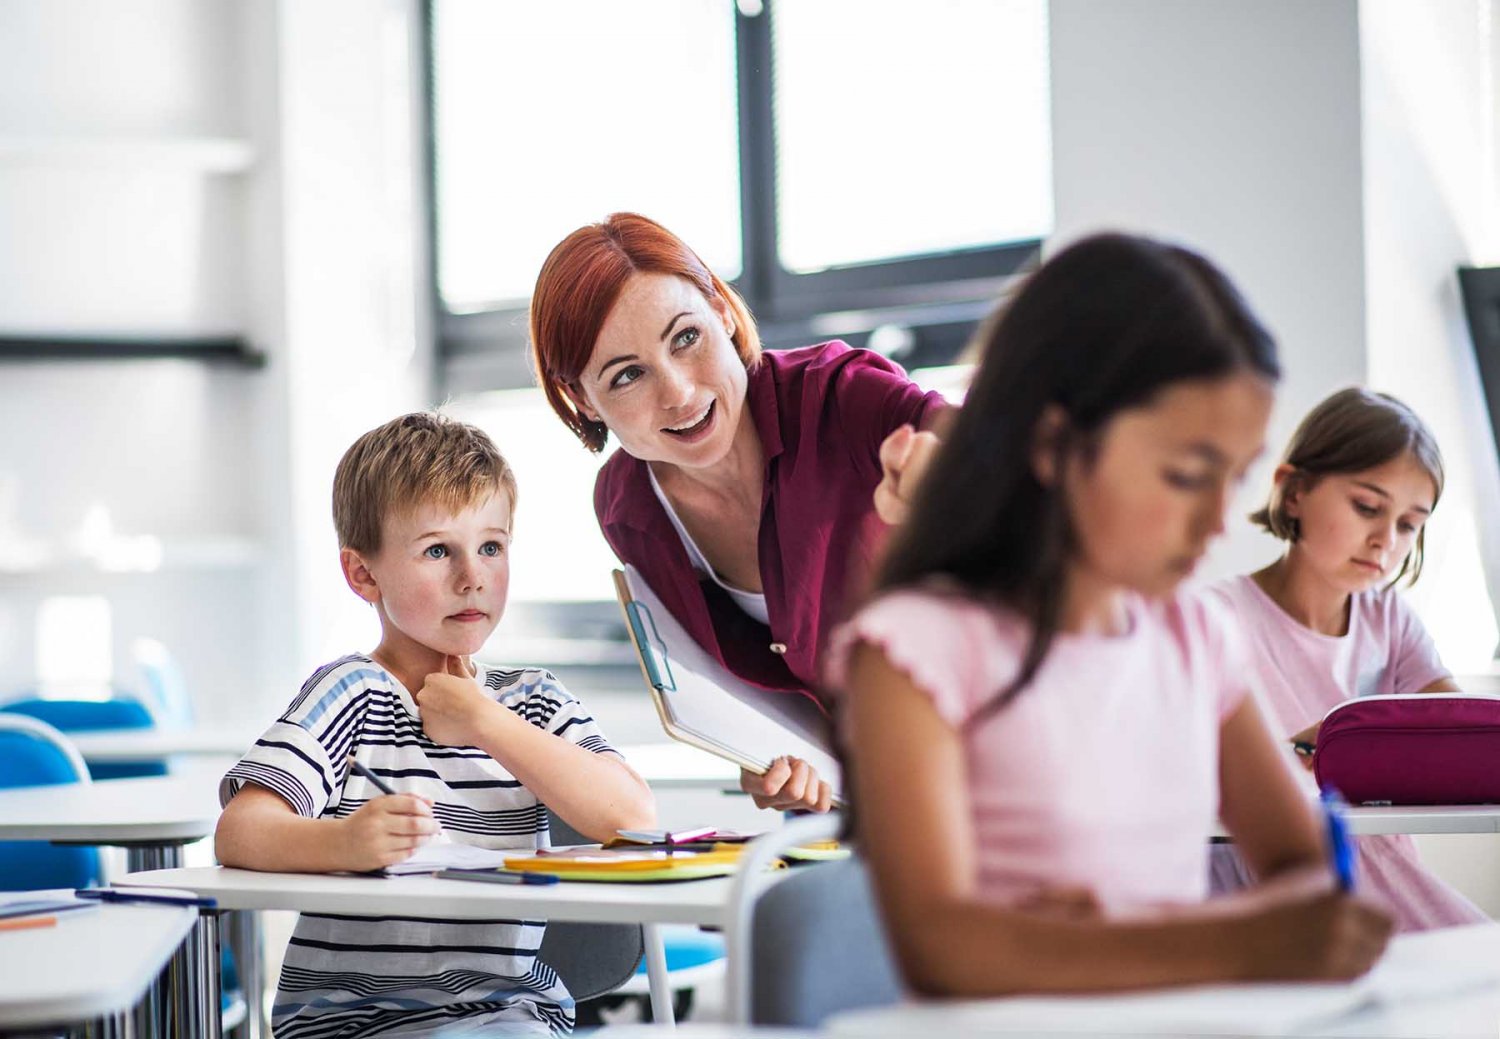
left=828, top=923, right=1500, bottom=1037
left=121, top=864, right=750, bottom=927
left=68, top=725, right=256, bottom=762
left=0, top=891, right=196, bottom=1028
left=0, top=774, right=221, bottom=843
left=1344, top=804, right=1500, bottom=835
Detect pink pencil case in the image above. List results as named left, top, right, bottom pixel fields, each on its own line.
left=1314, top=693, right=1500, bottom=805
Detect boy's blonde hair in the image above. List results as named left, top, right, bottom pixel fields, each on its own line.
left=333, top=412, right=518, bottom=554
left=1251, top=387, right=1443, bottom=585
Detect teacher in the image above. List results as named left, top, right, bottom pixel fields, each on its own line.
left=529, top=213, right=947, bottom=811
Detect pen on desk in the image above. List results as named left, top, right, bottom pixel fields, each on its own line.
left=436, top=868, right=560, bottom=886
left=346, top=756, right=398, bottom=796
left=1320, top=788, right=1356, bottom=893
left=75, top=889, right=219, bottom=909
left=0, top=915, right=57, bottom=932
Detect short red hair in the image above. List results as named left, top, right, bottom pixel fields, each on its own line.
left=528, top=212, right=762, bottom=452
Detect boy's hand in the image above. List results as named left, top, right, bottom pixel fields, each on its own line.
left=416, top=655, right=494, bottom=746
left=337, top=794, right=438, bottom=871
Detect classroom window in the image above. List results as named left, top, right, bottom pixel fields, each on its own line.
left=428, top=0, right=1052, bottom=392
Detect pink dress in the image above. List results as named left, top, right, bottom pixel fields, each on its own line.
left=1209, top=574, right=1487, bottom=931
left=826, top=586, right=1246, bottom=913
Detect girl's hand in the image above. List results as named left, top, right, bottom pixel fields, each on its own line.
left=1289, top=720, right=1321, bottom=772
left=1015, top=885, right=1104, bottom=921
left=874, top=424, right=944, bottom=526
left=337, top=794, right=438, bottom=871
left=416, top=655, right=493, bottom=746
left=740, top=757, right=834, bottom=813
left=1239, top=891, right=1393, bottom=981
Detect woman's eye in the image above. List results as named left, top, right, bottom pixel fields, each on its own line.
left=479, top=541, right=505, bottom=557
left=1397, top=521, right=1417, bottom=535
left=610, top=365, right=645, bottom=390
left=1353, top=501, right=1379, bottom=518
left=423, top=544, right=448, bottom=560
left=672, top=326, right=701, bottom=350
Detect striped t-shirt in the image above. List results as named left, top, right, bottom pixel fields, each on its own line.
left=220, top=654, right=620, bottom=1038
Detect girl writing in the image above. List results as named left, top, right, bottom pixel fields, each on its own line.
left=828, top=233, right=1393, bottom=996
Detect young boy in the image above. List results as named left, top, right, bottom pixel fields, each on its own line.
left=215, top=411, right=656, bottom=1038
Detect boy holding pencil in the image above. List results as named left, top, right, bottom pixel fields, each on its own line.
left=215, top=412, right=654, bottom=1037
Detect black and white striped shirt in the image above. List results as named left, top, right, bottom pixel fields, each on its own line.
left=221, top=654, right=621, bottom=1038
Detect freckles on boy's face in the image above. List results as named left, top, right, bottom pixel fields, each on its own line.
left=366, top=492, right=513, bottom=659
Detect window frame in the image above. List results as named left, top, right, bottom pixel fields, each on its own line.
left=425, top=0, right=1044, bottom=392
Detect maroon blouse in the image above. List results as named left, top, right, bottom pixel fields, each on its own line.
left=594, top=341, right=947, bottom=709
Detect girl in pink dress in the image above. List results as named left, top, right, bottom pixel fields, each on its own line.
left=826, top=233, right=1393, bottom=998
left=1209, top=387, right=1487, bottom=931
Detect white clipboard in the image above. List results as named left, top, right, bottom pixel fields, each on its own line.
left=612, top=565, right=844, bottom=803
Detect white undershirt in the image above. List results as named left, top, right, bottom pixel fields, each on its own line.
left=648, top=467, right=771, bottom=625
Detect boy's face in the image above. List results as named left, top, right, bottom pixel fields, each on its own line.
left=355, top=490, right=512, bottom=660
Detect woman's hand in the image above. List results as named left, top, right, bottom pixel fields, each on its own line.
left=874, top=423, right=944, bottom=526
left=740, top=756, right=834, bottom=812
left=416, top=655, right=494, bottom=746
left=336, top=794, right=439, bottom=872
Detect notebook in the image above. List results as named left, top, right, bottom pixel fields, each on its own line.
left=612, top=566, right=844, bottom=803
left=828, top=928, right=1500, bottom=1035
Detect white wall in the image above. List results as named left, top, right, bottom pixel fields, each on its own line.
left=0, top=0, right=431, bottom=725
left=1049, top=0, right=1369, bottom=583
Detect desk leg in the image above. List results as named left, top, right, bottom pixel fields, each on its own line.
left=126, top=842, right=184, bottom=873
left=166, top=909, right=223, bottom=1038
left=642, top=923, right=675, bottom=1028
left=223, top=909, right=265, bottom=1039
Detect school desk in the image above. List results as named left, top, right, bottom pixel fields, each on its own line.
left=1210, top=804, right=1500, bottom=839
left=827, top=922, right=1500, bottom=1037
left=0, top=889, right=197, bottom=1034
left=118, top=861, right=790, bottom=1030
left=67, top=723, right=258, bottom=766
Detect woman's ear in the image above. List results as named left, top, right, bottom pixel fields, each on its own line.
left=562, top=381, right=602, bottom=424
left=1030, top=405, right=1069, bottom=486
left=341, top=548, right=380, bottom=604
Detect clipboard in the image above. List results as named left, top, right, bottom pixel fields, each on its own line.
left=612, top=566, right=844, bottom=804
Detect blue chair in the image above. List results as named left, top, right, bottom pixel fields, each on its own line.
left=0, top=714, right=101, bottom=891
left=0, top=697, right=166, bottom=780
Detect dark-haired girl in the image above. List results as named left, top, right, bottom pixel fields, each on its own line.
left=827, top=234, right=1393, bottom=996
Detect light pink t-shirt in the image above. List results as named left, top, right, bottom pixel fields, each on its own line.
left=827, top=586, right=1247, bottom=913
left=1209, top=574, right=1484, bottom=932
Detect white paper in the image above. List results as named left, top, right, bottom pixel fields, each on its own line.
left=383, top=839, right=515, bottom=876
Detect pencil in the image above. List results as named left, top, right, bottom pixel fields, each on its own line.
left=346, top=755, right=398, bottom=796
left=0, top=915, right=57, bottom=932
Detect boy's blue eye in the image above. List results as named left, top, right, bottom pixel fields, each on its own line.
left=423, top=544, right=448, bottom=559
left=479, top=541, right=505, bottom=557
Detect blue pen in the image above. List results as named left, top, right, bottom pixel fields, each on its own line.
left=76, top=888, right=218, bottom=909
left=1320, top=788, right=1356, bottom=892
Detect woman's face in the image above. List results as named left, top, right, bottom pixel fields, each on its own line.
left=1060, top=372, right=1275, bottom=599
left=567, top=272, right=750, bottom=470
left=1283, top=452, right=1436, bottom=592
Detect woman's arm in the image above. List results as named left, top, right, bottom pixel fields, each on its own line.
left=216, top=784, right=438, bottom=873
left=1216, top=695, right=1325, bottom=881
left=845, top=642, right=1392, bottom=997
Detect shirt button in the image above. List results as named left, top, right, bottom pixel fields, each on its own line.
left=769, top=642, right=788, bottom=655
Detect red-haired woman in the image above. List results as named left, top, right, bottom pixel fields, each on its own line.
left=530, top=213, right=947, bottom=812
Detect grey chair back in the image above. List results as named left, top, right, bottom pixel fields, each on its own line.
left=750, top=855, right=903, bottom=1026
left=537, top=809, right=644, bottom=1001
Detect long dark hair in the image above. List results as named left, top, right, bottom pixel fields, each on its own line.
left=876, top=233, right=1280, bottom=721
